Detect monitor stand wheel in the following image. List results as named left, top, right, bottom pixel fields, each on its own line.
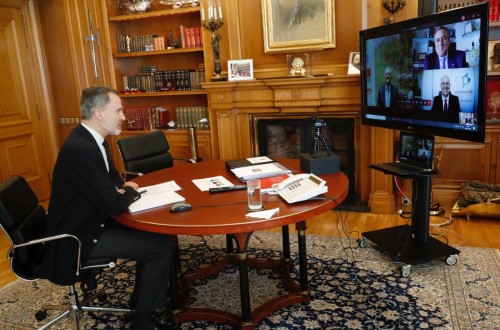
left=358, top=227, right=460, bottom=277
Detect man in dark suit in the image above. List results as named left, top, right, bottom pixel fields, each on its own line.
left=377, top=66, right=399, bottom=109
left=424, top=26, right=468, bottom=70
left=42, top=86, right=173, bottom=330
left=431, top=75, right=461, bottom=123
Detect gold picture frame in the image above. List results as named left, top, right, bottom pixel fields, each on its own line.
left=262, top=0, right=336, bottom=54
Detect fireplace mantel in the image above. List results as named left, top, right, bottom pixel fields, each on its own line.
left=202, top=75, right=395, bottom=212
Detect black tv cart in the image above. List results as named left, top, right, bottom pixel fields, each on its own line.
left=360, top=167, right=460, bottom=277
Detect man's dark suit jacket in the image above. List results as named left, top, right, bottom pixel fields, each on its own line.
left=430, top=93, right=461, bottom=123
left=424, top=50, right=468, bottom=70
left=377, top=84, right=399, bottom=109
left=42, top=124, right=140, bottom=285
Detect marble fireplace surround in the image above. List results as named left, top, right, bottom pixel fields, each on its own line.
left=202, top=76, right=397, bottom=212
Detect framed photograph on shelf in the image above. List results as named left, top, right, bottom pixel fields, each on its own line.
left=261, top=0, right=336, bottom=53
left=227, top=59, right=254, bottom=81
left=488, top=40, right=500, bottom=72
left=347, top=52, right=360, bottom=75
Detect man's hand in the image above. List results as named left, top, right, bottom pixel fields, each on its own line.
left=123, top=181, right=139, bottom=191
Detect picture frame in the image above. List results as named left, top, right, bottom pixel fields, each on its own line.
left=261, top=0, right=336, bottom=53
left=488, top=40, right=500, bottom=72
left=227, top=59, right=254, bottom=81
left=347, top=52, right=360, bottom=75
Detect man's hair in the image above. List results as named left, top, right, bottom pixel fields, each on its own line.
left=434, top=26, right=450, bottom=39
left=80, top=86, right=119, bottom=120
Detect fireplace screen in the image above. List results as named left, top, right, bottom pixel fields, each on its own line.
left=255, top=116, right=357, bottom=205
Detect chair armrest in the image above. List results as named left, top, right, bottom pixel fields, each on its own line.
left=121, top=171, right=144, bottom=181
left=8, top=233, right=83, bottom=277
left=173, top=157, right=202, bottom=164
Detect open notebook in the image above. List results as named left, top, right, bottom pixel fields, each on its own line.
left=370, top=132, right=435, bottom=176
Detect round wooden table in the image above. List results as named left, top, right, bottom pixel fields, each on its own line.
left=114, top=158, right=348, bottom=329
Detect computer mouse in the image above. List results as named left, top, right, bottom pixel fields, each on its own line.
left=169, top=203, right=192, bottom=213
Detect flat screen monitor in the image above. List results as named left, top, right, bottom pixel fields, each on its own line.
left=359, top=2, right=489, bottom=142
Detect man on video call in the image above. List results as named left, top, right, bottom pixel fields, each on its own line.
left=424, top=26, right=468, bottom=70
left=431, top=75, right=461, bottom=123
left=42, top=86, right=174, bottom=330
left=377, top=66, right=399, bottom=109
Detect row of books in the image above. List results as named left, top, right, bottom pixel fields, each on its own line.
left=489, top=0, right=500, bottom=21
left=175, top=106, right=208, bottom=129
left=116, top=26, right=202, bottom=53
left=122, top=69, right=205, bottom=92
left=125, top=106, right=170, bottom=130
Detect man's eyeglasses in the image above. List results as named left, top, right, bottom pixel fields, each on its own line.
left=435, top=36, right=449, bottom=43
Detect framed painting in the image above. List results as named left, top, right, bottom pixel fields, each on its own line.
left=228, top=59, right=254, bottom=81
left=261, top=0, right=335, bottom=53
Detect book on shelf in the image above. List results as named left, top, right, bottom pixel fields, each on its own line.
left=125, top=106, right=169, bottom=130
left=175, top=106, right=208, bottom=129
left=123, top=69, right=198, bottom=93
left=230, top=162, right=292, bottom=181
left=225, top=156, right=276, bottom=170
left=117, top=24, right=202, bottom=54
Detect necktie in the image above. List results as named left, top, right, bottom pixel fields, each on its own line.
left=385, top=86, right=390, bottom=107
left=102, top=140, right=110, bottom=172
left=440, top=57, right=446, bottom=69
left=444, top=99, right=448, bottom=112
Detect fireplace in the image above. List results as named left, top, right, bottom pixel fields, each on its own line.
left=252, top=115, right=360, bottom=207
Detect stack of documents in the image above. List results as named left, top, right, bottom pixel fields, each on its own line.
left=128, top=181, right=185, bottom=213
left=230, top=162, right=292, bottom=181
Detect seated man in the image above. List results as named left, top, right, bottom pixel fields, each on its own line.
left=42, top=86, right=174, bottom=330
left=431, top=75, right=461, bottom=123
left=424, top=26, right=467, bottom=70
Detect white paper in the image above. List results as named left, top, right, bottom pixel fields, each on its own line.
left=230, top=163, right=291, bottom=181
left=128, top=191, right=185, bottom=213
left=192, top=175, right=235, bottom=191
left=138, top=180, right=181, bottom=196
left=245, top=207, right=279, bottom=219
left=246, top=156, right=273, bottom=164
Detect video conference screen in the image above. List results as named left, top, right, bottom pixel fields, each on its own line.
left=360, top=3, right=488, bottom=142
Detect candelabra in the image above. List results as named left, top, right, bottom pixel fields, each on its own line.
left=382, top=0, right=406, bottom=25
left=201, top=0, right=225, bottom=81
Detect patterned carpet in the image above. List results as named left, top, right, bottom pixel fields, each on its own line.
left=0, top=231, right=499, bottom=329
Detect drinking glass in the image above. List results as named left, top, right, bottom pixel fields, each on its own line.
left=247, top=179, right=262, bottom=211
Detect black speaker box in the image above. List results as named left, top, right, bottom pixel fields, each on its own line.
left=300, top=153, right=340, bottom=175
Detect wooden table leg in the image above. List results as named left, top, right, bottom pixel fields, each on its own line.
left=232, top=232, right=254, bottom=328
left=296, top=221, right=310, bottom=294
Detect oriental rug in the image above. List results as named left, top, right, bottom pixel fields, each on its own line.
left=0, top=232, right=498, bottom=329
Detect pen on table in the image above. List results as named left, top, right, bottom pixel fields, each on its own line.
left=139, top=190, right=147, bottom=194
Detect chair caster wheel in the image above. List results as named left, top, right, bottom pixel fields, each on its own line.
left=400, top=264, right=411, bottom=277
left=446, top=254, right=458, bottom=266
left=358, top=237, right=367, bottom=248
left=35, top=309, right=47, bottom=321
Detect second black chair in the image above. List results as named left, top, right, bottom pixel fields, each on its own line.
left=116, top=130, right=198, bottom=180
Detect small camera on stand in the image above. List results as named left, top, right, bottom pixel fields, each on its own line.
left=299, top=116, right=340, bottom=175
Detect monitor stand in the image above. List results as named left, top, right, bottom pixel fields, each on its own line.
left=361, top=171, right=460, bottom=277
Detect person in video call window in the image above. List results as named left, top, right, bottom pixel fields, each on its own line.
left=431, top=75, right=461, bottom=123
left=424, top=26, right=468, bottom=70
left=377, top=66, right=399, bottom=109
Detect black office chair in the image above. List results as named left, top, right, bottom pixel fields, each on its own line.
left=0, top=176, right=130, bottom=329
left=116, top=129, right=200, bottom=180
left=117, top=129, right=206, bottom=248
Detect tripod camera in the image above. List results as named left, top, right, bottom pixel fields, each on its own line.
left=311, top=117, right=332, bottom=157
left=300, top=117, right=340, bottom=174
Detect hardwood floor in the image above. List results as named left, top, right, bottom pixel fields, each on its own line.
left=1, top=208, right=498, bottom=289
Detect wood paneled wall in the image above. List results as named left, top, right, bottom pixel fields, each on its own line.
left=210, top=0, right=363, bottom=79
